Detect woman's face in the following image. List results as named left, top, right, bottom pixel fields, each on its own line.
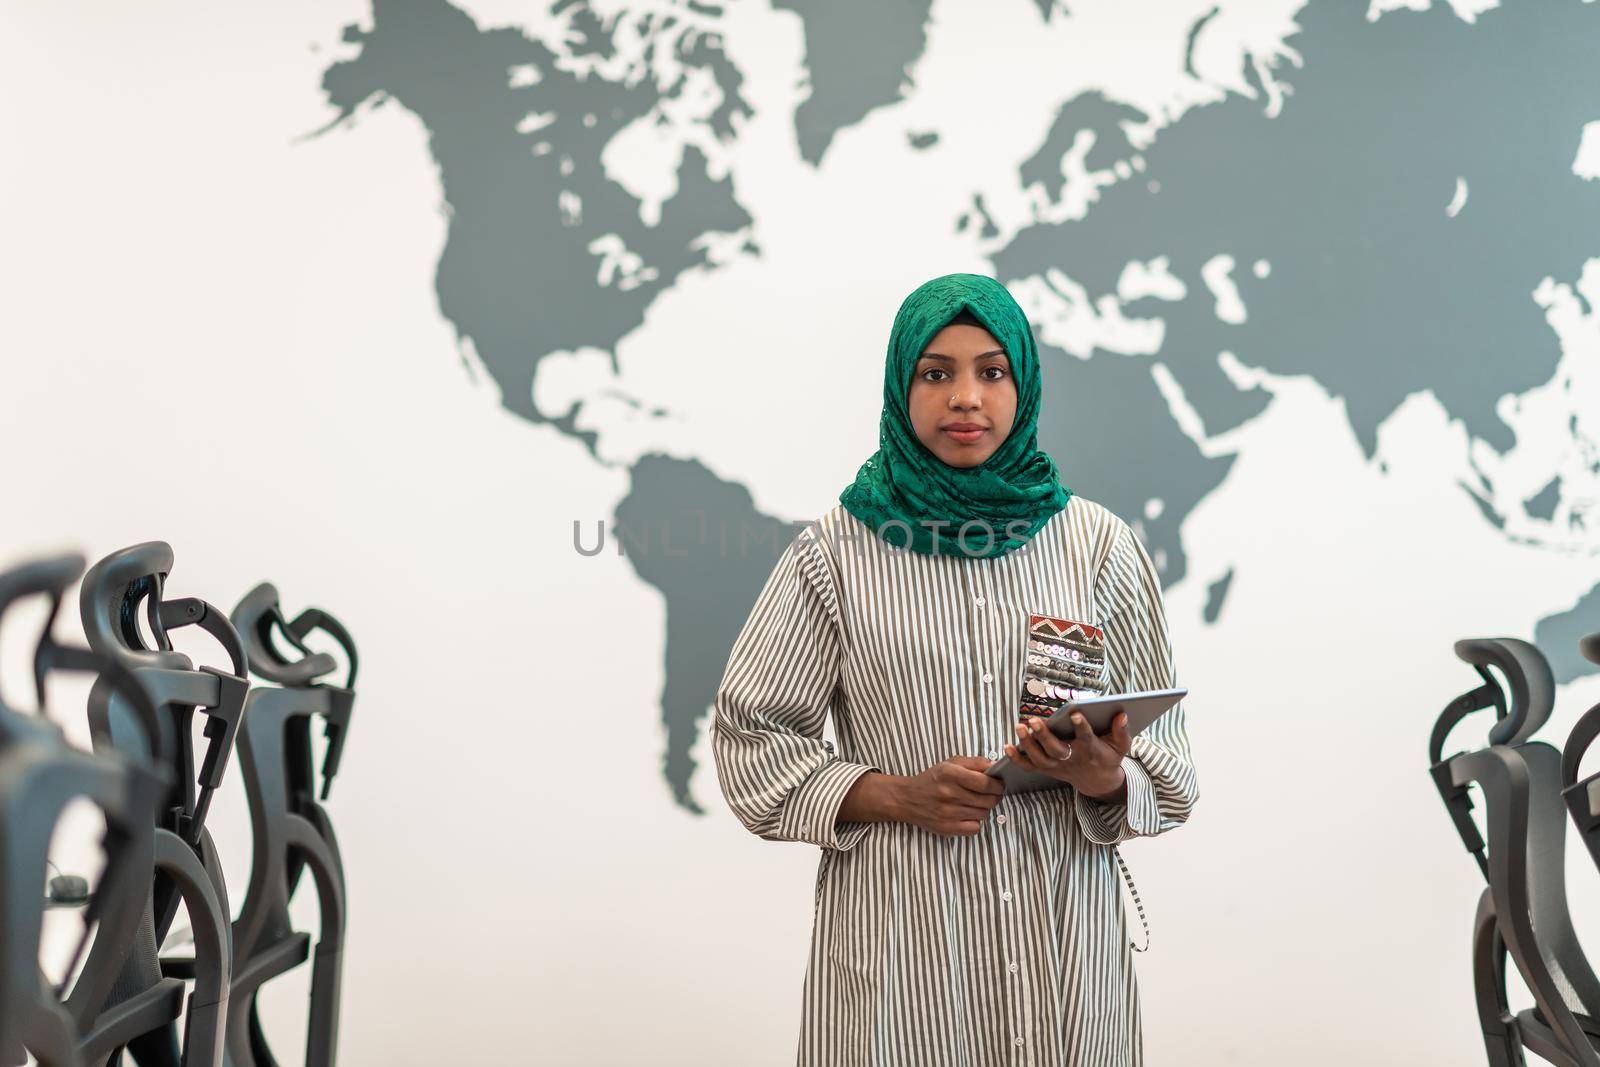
left=907, top=322, right=1018, bottom=468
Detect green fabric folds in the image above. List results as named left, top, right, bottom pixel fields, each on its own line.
left=839, top=272, right=1071, bottom=559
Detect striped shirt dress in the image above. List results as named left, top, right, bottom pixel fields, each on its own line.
left=710, top=495, right=1198, bottom=1066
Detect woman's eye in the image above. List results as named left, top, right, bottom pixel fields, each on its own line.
left=922, top=368, right=947, bottom=382
left=983, top=366, right=1009, bottom=380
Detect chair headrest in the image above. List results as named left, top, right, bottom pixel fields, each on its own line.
left=1454, top=637, right=1554, bottom=747
left=231, top=582, right=344, bottom=687
left=78, top=541, right=191, bottom=671
left=1582, top=632, right=1600, bottom=668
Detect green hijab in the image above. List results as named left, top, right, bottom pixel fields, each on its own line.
left=839, top=272, right=1072, bottom=559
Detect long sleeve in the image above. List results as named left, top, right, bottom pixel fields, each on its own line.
left=710, top=527, right=880, bottom=851
left=1072, top=520, right=1199, bottom=846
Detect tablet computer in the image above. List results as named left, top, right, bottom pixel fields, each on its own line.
left=985, top=687, right=1188, bottom=796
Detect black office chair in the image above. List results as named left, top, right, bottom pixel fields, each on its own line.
left=75, top=543, right=245, bottom=1067
left=225, top=583, right=354, bottom=1067
left=1560, top=633, right=1600, bottom=875
left=0, top=554, right=166, bottom=1067
left=1430, top=636, right=1600, bottom=1066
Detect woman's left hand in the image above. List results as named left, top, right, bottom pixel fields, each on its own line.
left=1005, top=711, right=1132, bottom=802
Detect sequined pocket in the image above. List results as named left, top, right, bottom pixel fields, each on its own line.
left=1020, top=613, right=1108, bottom=721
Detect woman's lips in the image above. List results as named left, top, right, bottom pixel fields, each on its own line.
left=942, top=426, right=987, bottom=444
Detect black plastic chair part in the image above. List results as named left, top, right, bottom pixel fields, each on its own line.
left=232, top=583, right=354, bottom=915
left=1561, top=632, right=1600, bottom=879
left=74, top=545, right=245, bottom=1067
left=79, top=543, right=246, bottom=942
left=1470, top=891, right=1521, bottom=1067
left=232, top=583, right=355, bottom=801
left=225, top=584, right=354, bottom=1067
left=1468, top=888, right=1600, bottom=1067
left=0, top=719, right=164, bottom=1067
left=1449, top=743, right=1600, bottom=1066
left=1429, top=637, right=1600, bottom=1065
left=226, top=688, right=347, bottom=1067
left=1455, top=637, right=1556, bottom=748
left=79, top=543, right=248, bottom=851
left=1430, top=637, right=1555, bottom=880
left=0, top=554, right=167, bottom=1067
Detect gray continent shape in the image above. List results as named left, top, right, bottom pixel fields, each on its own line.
left=319, top=0, right=754, bottom=456
left=613, top=456, right=802, bottom=811
left=994, top=0, right=1600, bottom=630
left=773, top=0, right=935, bottom=166
left=1535, top=582, right=1600, bottom=684
left=1000, top=0, right=1600, bottom=460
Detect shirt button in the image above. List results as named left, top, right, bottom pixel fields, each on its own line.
left=986, top=748, right=1000, bottom=760
left=981, top=672, right=993, bottom=684
left=1001, top=890, right=1013, bottom=903
left=1008, top=962, right=1019, bottom=974
left=975, top=596, right=986, bottom=607
left=1013, top=1036, right=1025, bottom=1047
left=996, top=813, right=1007, bottom=825
left=799, top=826, right=809, bottom=835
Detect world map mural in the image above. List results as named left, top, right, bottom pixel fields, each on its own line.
left=316, top=0, right=1600, bottom=811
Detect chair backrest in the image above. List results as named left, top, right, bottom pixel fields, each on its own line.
left=0, top=554, right=167, bottom=1067
left=73, top=544, right=249, bottom=1067
left=1451, top=743, right=1600, bottom=1061
left=1433, top=636, right=1600, bottom=1065
left=1429, top=637, right=1553, bottom=879
left=232, top=582, right=354, bottom=803
left=1560, top=632, right=1600, bottom=879
left=79, top=542, right=248, bottom=851
left=224, top=582, right=355, bottom=1067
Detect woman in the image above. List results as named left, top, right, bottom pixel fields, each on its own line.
left=710, top=272, right=1197, bottom=1066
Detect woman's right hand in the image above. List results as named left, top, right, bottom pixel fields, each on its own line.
left=894, top=757, right=1006, bottom=837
